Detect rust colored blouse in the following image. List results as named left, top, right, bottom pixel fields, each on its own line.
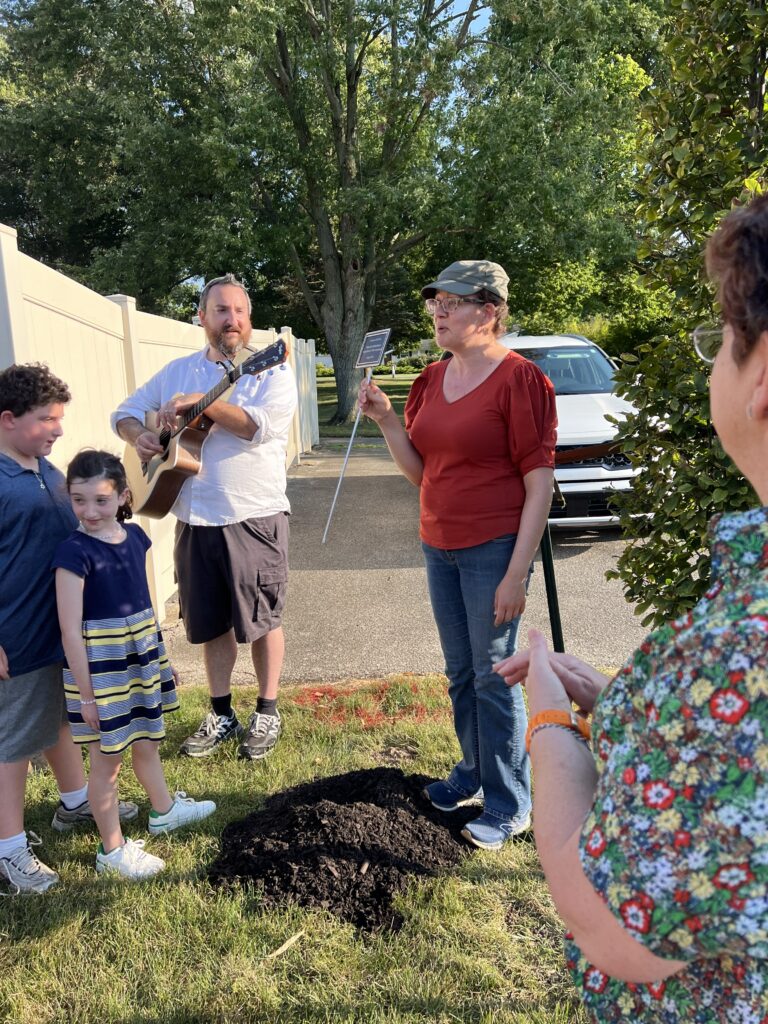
left=404, top=352, right=556, bottom=549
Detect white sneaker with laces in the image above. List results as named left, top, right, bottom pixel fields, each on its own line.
left=148, top=792, right=217, bottom=835
left=0, top=832, right=59, bottom=894
left=95, top=838, right=165, bottom=879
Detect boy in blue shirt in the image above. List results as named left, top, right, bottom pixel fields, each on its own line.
left=0, top=363, right=137, bottom=892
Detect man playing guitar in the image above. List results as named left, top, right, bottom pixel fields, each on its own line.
left=113, top=275, right=298, bottom=762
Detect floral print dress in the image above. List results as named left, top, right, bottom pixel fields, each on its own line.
left=567, top=507, right=768, bottom=1023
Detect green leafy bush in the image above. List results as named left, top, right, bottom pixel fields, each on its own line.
left=316, top=365, right=335, bottom=377
left=608, top=334, right=755, bottom=628
left=516, top=261, right=674, bottom=359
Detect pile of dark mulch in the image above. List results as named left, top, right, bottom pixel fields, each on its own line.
left=208, top=767, right=477, bottom=932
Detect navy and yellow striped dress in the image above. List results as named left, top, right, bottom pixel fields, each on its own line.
left=52, top=524, right=179, bottom=754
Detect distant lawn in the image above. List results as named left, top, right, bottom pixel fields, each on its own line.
left=317, top=374, right=418, bottom=438
left=3, top=676, right=586, bottom=1024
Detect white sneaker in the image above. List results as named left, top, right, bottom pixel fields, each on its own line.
left=0, top=832, right=59, bottom=894
left=148, top=792, right=217, bottom=835
left=96, top=838, right=165, bottom=879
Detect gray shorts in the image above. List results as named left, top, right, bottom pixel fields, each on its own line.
left=0, top=662, right=68, bottom=763
left=174, top=513, right=289, bottom=645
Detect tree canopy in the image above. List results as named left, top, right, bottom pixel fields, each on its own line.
left=609, top=0, right=768, bottom=626
left=1, top=0, right=662, bottom=419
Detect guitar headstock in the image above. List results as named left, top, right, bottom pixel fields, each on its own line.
left=239, top=340, right=288, bottom=379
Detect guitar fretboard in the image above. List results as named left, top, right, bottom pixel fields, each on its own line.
left=154, top=339, right=284, bottom=448
left=158, top=366, right=239, bottom=447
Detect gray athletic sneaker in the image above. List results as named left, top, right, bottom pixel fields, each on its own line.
left=0, top=833, right=59, bottom=894
left=179, top=711, right=244, bottom=757
left=238, top=710, right=281, bottom=761
left=52, top=798, right=140, bottom=832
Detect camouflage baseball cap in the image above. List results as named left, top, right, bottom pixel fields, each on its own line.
left=421, top=260, right=509, bottom=301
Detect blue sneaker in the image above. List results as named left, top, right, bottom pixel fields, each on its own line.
left=423, top=780, right=483, bottom=812
left=461, top=812, right=531, bottom=850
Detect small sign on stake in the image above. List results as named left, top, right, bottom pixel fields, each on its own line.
left=322, top=329, right=392, bottom=544
left=355, top=329, right=392, bottom=369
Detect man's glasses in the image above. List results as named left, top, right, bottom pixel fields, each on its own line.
left=692, top=324, right=723, bottom=364
left=425, top=296, right=486, bottom=315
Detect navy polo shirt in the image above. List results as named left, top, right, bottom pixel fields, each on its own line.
left=0, top=454, right=78, bottom=676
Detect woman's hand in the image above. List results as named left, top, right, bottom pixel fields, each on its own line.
left=493, top=575, right=527, bottom=626
left=171, top=664, right=180, bottom=687
left=519, top=628, right=573, bottom=717
left=80, top=700, right=101, bottom=732
left=358, top=379, right=393, bottom=423
left=0, top=644, right=9, bottom=680
left=494, top=633, right=610, bottom=713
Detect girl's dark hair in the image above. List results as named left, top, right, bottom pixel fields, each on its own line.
left=66, top=450, right=133, bottom=522
left=706, top=193, right=768, bottom=364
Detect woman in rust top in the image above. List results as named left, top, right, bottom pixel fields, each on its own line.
left=359, top=260, right=556, bottom=849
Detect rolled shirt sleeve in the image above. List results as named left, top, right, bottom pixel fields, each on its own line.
left=111, top=349, right=298, bottom=525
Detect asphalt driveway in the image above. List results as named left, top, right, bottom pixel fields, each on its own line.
left=164, top=439, right=648, bottom=687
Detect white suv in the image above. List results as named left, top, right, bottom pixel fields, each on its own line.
left=501, top=334, right=637, bottom=528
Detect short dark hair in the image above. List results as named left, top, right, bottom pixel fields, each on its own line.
left=473, top=288, right=510, bottom=337
left=66, top=449, right=133, bottom=522
left=0, top=363, right=70, bottom=417
left=706, top=194, right=768, bottom=364
left=198, top=274, right=251, bottom=314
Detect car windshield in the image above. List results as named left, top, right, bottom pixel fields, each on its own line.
left=513, top=345, right=615, bottom=395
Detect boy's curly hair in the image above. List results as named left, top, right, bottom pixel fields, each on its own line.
left=0, top=363, right=71, bottom=417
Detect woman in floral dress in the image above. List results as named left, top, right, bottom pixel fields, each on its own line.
left=496, top=195, right=768, bottom=1022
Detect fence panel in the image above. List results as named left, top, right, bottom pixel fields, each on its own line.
left=1, top=224, right=316, bottom=615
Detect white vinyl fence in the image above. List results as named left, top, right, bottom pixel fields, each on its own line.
left=0, top=222, right=318, bottom=612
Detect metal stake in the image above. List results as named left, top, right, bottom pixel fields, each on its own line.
left=322, top=367, right=373, bottom=544
left=539, top=524, right=565, bottom=652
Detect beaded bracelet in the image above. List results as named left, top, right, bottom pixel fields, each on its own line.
left=527, top=722, right=591, bottom=750
left=80, top=698, right=97, bottom=706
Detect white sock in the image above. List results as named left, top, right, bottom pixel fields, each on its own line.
left=59, top=785, right=88, bottom=810
left=0, top=832, right=27, bottom=859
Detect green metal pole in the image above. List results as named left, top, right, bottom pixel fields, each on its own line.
left=539, top=523, right=565, bottom=653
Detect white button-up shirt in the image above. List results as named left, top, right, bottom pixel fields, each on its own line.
left=111, top=346, right=298, bottom=526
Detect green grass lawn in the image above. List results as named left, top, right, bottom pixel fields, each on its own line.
left=2, top=677, right=586, bottom=1024
left=317, top=375, right=418, bottom=438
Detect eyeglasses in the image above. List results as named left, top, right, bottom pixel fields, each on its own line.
left=692, top=324, right=723, bottom=364
left=425, top=296, right=486, bottom=315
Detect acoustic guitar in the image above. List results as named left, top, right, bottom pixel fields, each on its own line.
left=124, top=339, right=287, bottom=519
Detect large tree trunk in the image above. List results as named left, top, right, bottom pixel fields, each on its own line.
left=323, top=261, right=375, bottom=424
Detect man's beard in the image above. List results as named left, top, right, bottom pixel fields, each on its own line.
left=208, top=328, right=251, bottom=360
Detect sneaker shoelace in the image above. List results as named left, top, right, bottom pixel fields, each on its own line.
left=120, top=839, right=153, bottom=866
left=194, top=712, right=229, bottom=739
left=247, top=712, right=276, bottom=737
left=0, top=832, right=50, bottom=893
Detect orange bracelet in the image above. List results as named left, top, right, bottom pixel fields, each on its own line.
left=525, top=709, right=591, bottom=753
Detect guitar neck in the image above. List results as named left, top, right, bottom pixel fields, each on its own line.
left=157, top=339, right=286, bottom=445
left=175, top=369, right=239, bottom=433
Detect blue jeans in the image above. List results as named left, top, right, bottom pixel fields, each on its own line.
left=422, top=536, right=531, bottom=823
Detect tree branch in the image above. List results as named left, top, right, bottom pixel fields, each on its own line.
left=288, top=242, right=323, bottom=328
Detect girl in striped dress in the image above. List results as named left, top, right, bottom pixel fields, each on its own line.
left=54, top=450, right=215, bottom=880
